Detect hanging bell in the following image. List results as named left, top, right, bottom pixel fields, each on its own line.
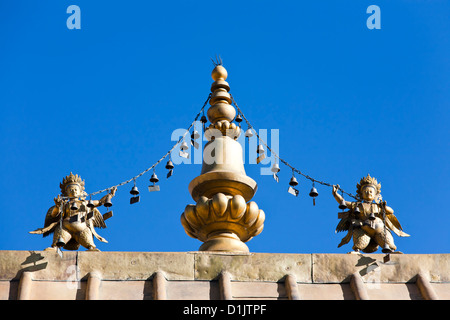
left=104, top=197, right=113, bottom=208
left=257, top=144, right=265, bottom=154
left=191, top=130, right=200, bottom=140
left=289, top=176, right=298, bottom=187
left=235, top=114, right=242, bottom=123
left=200, top=115, right=207, bottom=124
left=368, top=212, right=376, bottom=221
left=309, top=185, right=319, bottom=206
left=339, top=199, right=347, bottom=210
left=130, top=185, right=139, bottom=196
left=382, top=243, right=392, bottom=253
left=354, top=203, right=361, bottom=214
left=271, top=163, right=280, bottom=173
left=56, top=237, right=66, bottom=247
left=309, top=186, right=319, bottom=198
left=150, top=172, right=159, bottom=184
left=166, top=159, right=174, bottom=178
left=180, top=141, right=189, bottom=151
left=244, top=128, right=253, bottom=138
left=70, top=201, right=79, bottom=211
left=165, top=160, right=174, bottom=170
left=87, top=199, right=95, bottom=208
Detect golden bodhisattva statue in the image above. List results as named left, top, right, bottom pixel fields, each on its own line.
left=30, top=173, right=116, bottom=252
left=333, top=174, right=409, bottom=254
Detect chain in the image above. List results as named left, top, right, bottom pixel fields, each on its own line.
left=86, top=93, right=211, bottom=197
left=230, top=94, right=358, bottom=200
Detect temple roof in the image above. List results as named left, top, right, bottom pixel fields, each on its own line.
left=1, top=250, right=448, bottom=300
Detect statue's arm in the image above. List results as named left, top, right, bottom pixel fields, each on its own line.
left=92, top=187, right=117, bottom=207
left=332, top=185, right=353, bottom=207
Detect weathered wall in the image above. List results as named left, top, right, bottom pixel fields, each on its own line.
left=0, top=251, right=448, bottom=300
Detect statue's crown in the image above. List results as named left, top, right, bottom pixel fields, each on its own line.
left=60, top=172, right=85, bottom=194
left=356, top=174, right=381, bottom=196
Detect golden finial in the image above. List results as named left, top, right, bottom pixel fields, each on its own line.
left=211, top=64, right=228, bottom=81
left=181, top=60, right=264, bottom=252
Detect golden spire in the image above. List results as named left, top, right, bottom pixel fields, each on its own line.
left=181, top=63, right=265, bottom=252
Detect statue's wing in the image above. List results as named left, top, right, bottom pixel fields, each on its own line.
left=385, top=213, right=410, bottom=237
left=91, top=208, right=106, bottom=229
left=336, top=218, right=350, bottom=233
left=29, top=206, right=60, bottom=237
left=87, top=211, right=108, bottom=243
left=335, top=211, right=351, bottom=233
left=338, top=227, right=353, bottom=247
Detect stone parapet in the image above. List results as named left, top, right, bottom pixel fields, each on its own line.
left=0, top=251, right=448, bottom=300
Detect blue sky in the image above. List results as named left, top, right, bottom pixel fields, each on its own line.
left=0, top=1, right=448, bottom=254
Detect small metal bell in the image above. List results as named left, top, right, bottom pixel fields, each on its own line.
left=271, top=163, right=280, bottom=173
left=339, top=199, right=347, bottom=210
left=309, top=187, right=319, bottom=198
left=244, top=128, right=253, bottom=138
left=165, top=160, right=174, bottom=170
left=180, top=141, right=189, bottom=151
left=235, top=114, right=242, bottom=123
left=368, top=212, right=376, bottom=221
left=104, top=197, right=113, bottom=208
left=309, top=186, right=318, bottom=206
left=150, top=172, right=159, bottom=183
left=87, top=199, right=95, bottom=208
left=354, top=204, right=361, bottom=214
left=130, top=185, right=139, bottom=196
left=56, top=237, right=66, bottom=247
left=70, top=201, right=79, bottom=211
left=382, top=244, right=392, bottom=253
left=200, top=115, right=207, bottom=124
left=191, top=130, right=200, bottom=140
left=289, top=176, right=298, bottom=187
left=257, top=144, right=265, bottom=154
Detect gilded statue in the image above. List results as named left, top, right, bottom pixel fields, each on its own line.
left=333, top=174, right=409, bottom=253
left=30, top=173, right=116, bottom=252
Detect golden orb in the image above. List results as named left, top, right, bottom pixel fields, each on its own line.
left=211, top=65, right=228, bottom=81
